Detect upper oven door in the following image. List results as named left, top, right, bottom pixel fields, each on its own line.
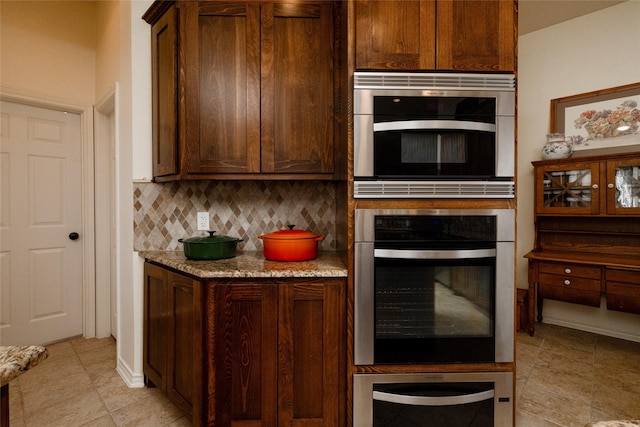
left=372, top=118, right=497, bottom=179
left=354, top=87, right=515, bottom=180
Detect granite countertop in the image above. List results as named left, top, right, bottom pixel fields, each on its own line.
left=0, top=345, right=48, bottom=386
left=139, top=250, right=348, bottom=278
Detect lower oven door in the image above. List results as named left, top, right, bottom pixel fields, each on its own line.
left=355, top=242, right=514, bottom=365
left=353, top=372, right=513, bottom=427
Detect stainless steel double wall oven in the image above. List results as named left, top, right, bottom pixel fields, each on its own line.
left=352, top=73, right=516, bottom=427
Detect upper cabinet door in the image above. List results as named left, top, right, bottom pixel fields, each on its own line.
left=261, top=3, right=336, bottom=174
left=183, top=2, right=262, bottom=175
left=534, top=162, right=601, bottom=215
left=436, top=0, right=516, bottom=71
left=355, top=0, right=436, bottom=70
left=606, top=158, right=640, bottom=215
left=150, top=4, right=179, bottom=178
left=354, top=0, right=516, bottom=72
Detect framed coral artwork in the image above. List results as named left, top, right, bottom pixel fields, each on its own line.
left=550, top=82, right=640, bottom=151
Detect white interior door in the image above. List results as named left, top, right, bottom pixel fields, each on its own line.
left=0, top=100, right=84, bottom=345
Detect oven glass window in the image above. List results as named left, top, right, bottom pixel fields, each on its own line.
left=376, top=261, right=493, bottom=338
left=374, top=130, right=496, bottom=178
left=373, top=382, right=494, bottom=427
left=374, top=258, right=495, bottom=364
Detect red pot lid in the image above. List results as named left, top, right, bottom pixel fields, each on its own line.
left=259, top=225, right=323, bottom=240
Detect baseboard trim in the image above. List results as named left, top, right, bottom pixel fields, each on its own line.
left=542, top=318, right=640, bottom=343
left=116, top=357, right=145, bottom=388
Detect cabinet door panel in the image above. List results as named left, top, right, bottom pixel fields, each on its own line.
left=261, top=3, right=335, bottom=174
left=535, top=163, right=600, bottom=215
left=606, top=159, right=640, bottom=215
left=167, top=272, right=201, bottom=417
left=214, top=284, right=278, bottom=426
left=184, top=3, right=261, bottom=174
left=278, top=281, right=344, bottom=427
left=436, top=0, right=515, bottom=71
left=143, top=263, right=169, bottom=390
left=355, top=0, right=436, bottom=70
left=151, top=6, right=178, bottom=178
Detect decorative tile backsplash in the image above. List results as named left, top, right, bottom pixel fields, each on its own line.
left=133, top=181, right=337, bottom=251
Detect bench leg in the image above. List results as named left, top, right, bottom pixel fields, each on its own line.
left=1, top=384, right=8, bottom=427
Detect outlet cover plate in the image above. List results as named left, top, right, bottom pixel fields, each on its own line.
left=197, top=212, right=209, bottom=231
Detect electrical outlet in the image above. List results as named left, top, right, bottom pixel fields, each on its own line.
left=197, top=212, right=210, bottom=231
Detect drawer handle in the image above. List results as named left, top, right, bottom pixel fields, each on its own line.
left=564, top=268, right=572, bottom=274
left=564, top=279, right=571, bottom=286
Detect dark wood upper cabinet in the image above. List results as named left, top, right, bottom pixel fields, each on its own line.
left=147, top=3, right=179, bottom=179
left=355, top=0, right=436, bottom=70
left=144, top=1, right=342, bottom=181
left=183, top=2, right=262, bottom=176
left=355, top=0, right=516, bottom=72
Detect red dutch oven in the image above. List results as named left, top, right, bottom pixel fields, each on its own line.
left=258, top=225, right=324, bottom=261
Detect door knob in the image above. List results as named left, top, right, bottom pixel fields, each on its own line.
left=69, top=232, right=80, bottom=240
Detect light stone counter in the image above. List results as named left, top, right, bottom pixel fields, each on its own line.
left=0, top=346, right=48, bottom=387
left=139, top=250, right=348, bottom=279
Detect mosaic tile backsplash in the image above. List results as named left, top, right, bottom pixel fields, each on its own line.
left=134, top=181, right=337, bottom=252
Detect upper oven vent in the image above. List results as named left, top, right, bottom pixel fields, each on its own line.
left=354, top=180, right=515, bottom=199
left=354, top=72, right=515, bottom=91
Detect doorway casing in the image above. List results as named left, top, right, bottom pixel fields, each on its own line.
left=0, top=87, right=107, bottom=340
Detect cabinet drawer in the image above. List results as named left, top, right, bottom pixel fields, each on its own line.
left=605, top=268, right=640, bottom=283
left=538, top=273, right=601, bottom=292
left=538, top=273, right=601, bottom=307
left=605, top=268, right=640, bottom=314
left=538, top=262, right=601, bottom=279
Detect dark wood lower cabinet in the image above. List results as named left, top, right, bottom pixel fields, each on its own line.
left=210, top=279, right=345, bottom=427
left=143, top=262, right=203, bottom=425
left=144, top=262, right=346, bottom=427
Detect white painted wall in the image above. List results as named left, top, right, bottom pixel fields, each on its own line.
left=517, top=0, right=640, bottom=341
left=108, top=0, right=153, bottom=387
left=0, top=1, right=96, bottom=104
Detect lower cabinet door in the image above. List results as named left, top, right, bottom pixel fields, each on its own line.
left=210, top=279, right=345, bottom=427
left=278, top=281, right=345, bottom=427
left=213, top=283, right=279, bottom=427
left=143, top=263, right=169, bottom=390
left=167, top=271, right=202, bottom=420
left=143, top=263, right=203, bottom=426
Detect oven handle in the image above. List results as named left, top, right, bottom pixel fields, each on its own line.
left=373, top=389, right=495, bottom=407
left=374, top=248, right=496, bottom=259
left=373, top=120, right=496, bottom=133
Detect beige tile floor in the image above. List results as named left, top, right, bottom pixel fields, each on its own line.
left=7, top=336, right=189, bottom=426
left=516, top=323, right=640, bottom=427
left=7, top=323, right=640, bottom=426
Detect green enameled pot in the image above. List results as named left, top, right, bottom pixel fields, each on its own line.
left=178, top=231, right=242, bottom=260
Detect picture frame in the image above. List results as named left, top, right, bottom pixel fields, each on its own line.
left=550, top=82, right=640, bottom=151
